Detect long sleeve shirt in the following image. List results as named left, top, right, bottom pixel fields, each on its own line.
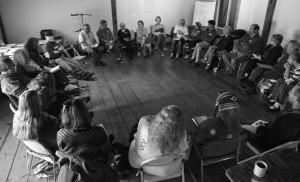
left=236, top=33, right=261, bottom=55
left=201, top=28, right=218, bottom=45
left=214, top=35, right=234, bottom=52
left=256, top=110, right=300, bottom=150
left=260, top=44, right=283, bottom=66
left=79, top=31, right=97, bottom=49
left=45, top=41, right=63, bottom=60
left=0, top=73, right=29, bottom=98
left=57, top=125, right=112, bottom=161
left=96, top=27, right=114, bottom=44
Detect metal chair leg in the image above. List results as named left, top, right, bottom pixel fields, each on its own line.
left=201, top=160, right=204, bottom=182
left=182, top=161, right=185, bottom=182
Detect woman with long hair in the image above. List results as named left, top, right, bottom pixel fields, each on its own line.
left=57, top=98, right=112, bottom=160
left=13, top=90, right=58, bottom=154
left=13, top=49, right=43, bottom=72
left=129, top=105, right=189, bottom=168
left=193, top=91, right=241, bottom=145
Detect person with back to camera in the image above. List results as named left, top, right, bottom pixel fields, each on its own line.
left=193, top=91, right=241, bottom=146
left=128, top=105, right=190, bottom=176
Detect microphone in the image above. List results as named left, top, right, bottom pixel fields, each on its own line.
left=71, top=14, right=78, bottom=16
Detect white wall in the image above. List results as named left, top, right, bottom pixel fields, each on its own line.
left=236, top=0, right=268, bottom=34
left=116, top=0, right=196, bottom=34
left=0, top=0, right=113, bottom=44
left=269, top=0, right=300, bottom=46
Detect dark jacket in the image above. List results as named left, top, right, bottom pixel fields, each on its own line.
left=0, top=72, right=29, bottom=98
left=215, top=35, right=234, bottom=52
left=256, top=109, right=300, bottom=150
left=117, top=28, right=131, bottom=42
left=45, top=41, right=63, bottom=60
left=201, top=28, right=218, bottom=45
left=24, top=37, right=50, bottom=69
left=236, top=33, right=261, bottom=55
left=260, top=44, right=283, bottom=66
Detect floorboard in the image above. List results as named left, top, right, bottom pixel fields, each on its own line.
left=0, top=52, right=278, bottom=181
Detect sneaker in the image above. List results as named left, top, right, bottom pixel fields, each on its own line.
left=83, top=72, right=94, bottom=80
left=175, top=54, right=179, bottom=59
left=184, top=55, right=189, bottom=60
left=170, top=53, right=174, bottom=58
left=160, top=52, right=165, bottom=57
left=205, top=64, right=211, bottom=71
left=117, top=59, right=124, bottom=64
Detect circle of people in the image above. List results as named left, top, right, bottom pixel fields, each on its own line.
left=1, top=15, right=300, bottom=180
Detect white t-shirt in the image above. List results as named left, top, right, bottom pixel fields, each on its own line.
left=173, top=25, right=189, bottom=40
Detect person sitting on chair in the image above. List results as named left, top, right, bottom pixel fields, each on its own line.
left=266, top=52, right=300, bottom=112
left=193, top=91, right=241, bottom=145
left=191, top=20, right=217, bottom=67
left=97, top=20, right=123, bottom=64
left=44, top=32, right=94, bottom=80
left=136, top=20, right=151, bottom=57
left=0, top=57, right=30, bottom=98
left=245, top=40, right=300, bottom=94
left=117, top=23, right=134, bottom=59
left=222, top=24, right=261, bottom=75
left=242, top=84, right=300, bottom=151
left=79, top=24, right=106, bottom=67
left=12, top=90, right=59, bottom=155
left=202, top=26, right=234, bottom=71
left=151, top=16, right=166, bottom=57
left=13, top=49, right=43, bottom=73
left=170, top=18, right=189, bottom=59
left=183, top=22, right=202, bottom=60
left=57, top=98, right=112, bottom=160
left=129, top=105, right=189, bottom=170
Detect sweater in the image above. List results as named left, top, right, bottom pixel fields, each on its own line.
left=236, top=33, right=261, bottom=55
left=96, top=27, right=114, bottom=44
left=214, top=35, right=234, bottom=52
left=57, top=125, right=112, bottom=161
left=201, top=28, right=218, bottom=45
left=256, top=110, right=300, bottom=150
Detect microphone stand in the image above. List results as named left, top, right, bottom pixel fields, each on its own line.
left=71, top=13, right=92, bottom=32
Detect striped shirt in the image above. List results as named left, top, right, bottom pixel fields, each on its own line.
left=286, top=67, right=300, bottom=85
left=57, top=125, right=112, bottom=161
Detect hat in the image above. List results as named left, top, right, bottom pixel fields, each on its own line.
left=216, top=91, right=239, bottom=112
left=44, top=31, right=53, bottom=37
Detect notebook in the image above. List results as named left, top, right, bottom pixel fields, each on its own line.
left=192, top=116, right=208, bottom=126
left=251, top=120, right=268, bottom=127
left=257, top=63, right=275, bottom=70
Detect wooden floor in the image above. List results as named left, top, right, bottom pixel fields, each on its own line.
left=0, top=52, right=275, bottom=182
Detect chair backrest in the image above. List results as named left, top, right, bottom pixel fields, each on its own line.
left=203, top=137, right=240, bottom=157
left=40, top=29, right=53, bottom=40
left=141, top=155, right=183, bottom=177
left=62, top=44, right=80, bottom=58
left=23, top=139, right=52, bottom=156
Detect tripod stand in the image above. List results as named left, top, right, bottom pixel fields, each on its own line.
left=71, top=13, right=92, bottom=32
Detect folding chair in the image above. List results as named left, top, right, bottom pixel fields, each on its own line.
left=192, top=135, right=246, bottom=182
left=61, top=43, right=87, bottom=66
left=137, top=155, right=185, bottom=182
left=23, top=140, right=57, bottom=181
left=242, top=140, right=300, bottom=163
